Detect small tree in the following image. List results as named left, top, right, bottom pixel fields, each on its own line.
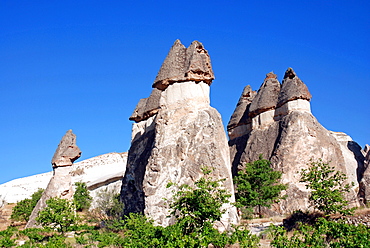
left=36, top=197, right=79, bottom=234
left=73, top=182, right=92, bottom=211
left=168, top=167, right=231, bottom=234
left=11, top=188, right=44, bottom=222
left=300, top=159, right=354, bottom=216
left=234, top=155, right=287, bottom=218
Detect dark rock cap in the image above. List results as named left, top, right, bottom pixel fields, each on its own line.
left=249, top=72, right=281, bottom=117
left=227, top=85, right=256, bottom=131
left=277, top=68, right=312, bottom=108
left=51, top=130, right=81, bottom=168
left=129, top=88, right=162, bottom=123
left=153, top=40, right=214, bottom=90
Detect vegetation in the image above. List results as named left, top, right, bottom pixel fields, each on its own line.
left=73, top=182, right=92, bottom=212
left=301, top=159, right=354, bottom=216
left=36, top=197, right=79, bottom=234
left=10, top=188, right=44, bottom=222
left=234, top=155, right=287, bottom=218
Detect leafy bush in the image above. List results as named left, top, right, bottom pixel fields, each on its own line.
left=73, top=182, right=92, bottom=212
left=11, top=188, right=44, bottom=222
left=271, top=217, right=370, bottom=248
left=168, top=167, right=231, bottom=234
left=234, top=155, right=287, bottom=218
left=301, top=159, right=354, bottom=216
left=0, top=227, right=17, bottom=247
left=36, top=197, right=79, bottom=234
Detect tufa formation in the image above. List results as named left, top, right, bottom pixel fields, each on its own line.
left=228, top=68, right=365, bottom=215
left=121, top=40, right=238, bottom=230
left=26, top=130, right=81, bottom=228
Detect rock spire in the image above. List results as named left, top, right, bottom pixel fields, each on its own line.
left=121, top=40, right=238, bottom=230
left=26, top=130, right=81, bottom=228
left=228, top=68, right=364, bottom=215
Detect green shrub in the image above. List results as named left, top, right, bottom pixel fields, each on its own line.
left=0, top=227, right=17, bottom=247
left=11, top=188, right=44, bottom=222
left=301, top=159, right=354, bottom=216
left=36, top=197, right=79, bottom=234
left=73, top=182, right=92, bottom=212
left=234, top=155, right=287, bottom=218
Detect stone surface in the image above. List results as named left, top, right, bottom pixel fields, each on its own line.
left=26, top=130, right=81, bottom=228
left=121, top=40, right=238, bottom=230
left=249, top=72, right=280, bottom=118
left=129, top=88, right=162, bottom=123
left=227, top=85, right=256, bottom=140
left=229, top=68, right=364, bottom=215
left=51, top=130, right=81, bottom=168
left=360, top=145, right=370, bottom=204
left=153, top=40, right=214, bottom=90
left=277, top=68, right=312, bottom=108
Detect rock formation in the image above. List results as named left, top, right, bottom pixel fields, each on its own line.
left=360, top=145, right=370, bottom=204
left=121, top=40, right=238, bottom=230
left=26, top=130, right=81, bottom=228
left=228, top=69, right=365, bottom=215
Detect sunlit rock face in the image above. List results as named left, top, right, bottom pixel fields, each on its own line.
left=228, top=68, right=364, bottom=215
left=360, top=145, right=370, bottom=204
left=121, top=40, right=238, bottom=230
left=26, top=130, right=81, bottom=228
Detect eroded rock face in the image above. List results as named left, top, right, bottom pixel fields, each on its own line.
left=121, top=40, right=238, bottom=230
left=152, top=40, right=214, bottom=90
left=26, top=130, right=81, bottom=228
left=360, top=145, right=370, bottom=204
left=228, top=68, right=364, bottom=215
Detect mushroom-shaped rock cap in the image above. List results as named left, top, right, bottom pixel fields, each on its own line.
left=249, top=72, right=281, bottom=117
left=277, top=68, right=312, bottom=107
left=227, top=85, right=256, bottom=131
left=51, top=130, right=81, bottom=168
left=129, top=88, right=162, bottom=123
left=153, top=40, right=214, bottom=90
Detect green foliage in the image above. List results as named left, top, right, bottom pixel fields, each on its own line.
left=36, top=197, right=79, bottom=234
left=271, top=217, right=370, bottom=248
left=11, top=188, right=44, bottom=222
left=234, top=155, right=287, bottom=218
left=73, top=182, right=92, bottom=212
left=169, top=167, right=231, bottom=234
left=19, top=228, right=49, bottom=243
left=301, top=159, right=354, bottom=216
left=0, top=227, right=17, bottom=247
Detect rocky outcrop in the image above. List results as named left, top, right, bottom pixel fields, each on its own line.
left=360, top=145, right=370, bottom=204
left=26, top=130, right=81, bottom=228
left=228, top=69, right=365, bottom=215
left=152, top=40, right=214, bottom=90
left=121, top=40, right=238, bottom=230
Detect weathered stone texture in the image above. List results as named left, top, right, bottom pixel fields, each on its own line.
left=153, top=40, right=214, bottom=90
left=26, top=130, right=81, bottom=228
left=122, top=40, right=237, bottom=230
left=277, top=68, right=312, bottom=108
left=227, top=85, right=256, bottom=140
left=360, top=145, right=370, bottom=204
left=229, top=68, right=363, bottom=215
left=249, top=72, right=280, bottom=118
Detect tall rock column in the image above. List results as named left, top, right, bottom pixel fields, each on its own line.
left=228, top=68, right=363, bottom=216
left=26, top=130, right=81, bottom=228
left=121, top=40, right=238, bottom=230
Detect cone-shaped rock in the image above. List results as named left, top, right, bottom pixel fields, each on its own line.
left=229, top=69, right=364, bottom=215
left=277, top=68, right=312, bottom=108
left=249, top=72, right=280, bottom=118
left=26, top=130, right=81, bottom=228
left=122, top=40, right=237, bottom=230
left=227, top=85, right=256, bottom=140
left=153, top=40, right=214, bottom=90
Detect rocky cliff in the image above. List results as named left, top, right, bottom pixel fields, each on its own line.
left=121, top=40, right=238, bottom=230
left=228, top=68, right=365, bottom=215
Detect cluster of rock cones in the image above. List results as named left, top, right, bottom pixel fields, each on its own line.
left=23, top=40, right=369, bottom=231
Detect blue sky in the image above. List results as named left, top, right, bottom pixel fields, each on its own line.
left=1, top=1, right=369, bottom=184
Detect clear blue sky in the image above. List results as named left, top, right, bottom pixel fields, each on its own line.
left=1, top=1, right=369, bottom=184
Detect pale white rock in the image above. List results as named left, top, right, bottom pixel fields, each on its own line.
left=251, top=109, right=275, bottom=130
left=160, top=81, right=210, bottom=109
left=228, top=123, right=252, bottom=140
left=0, top=152, right=127, bottom=208
left=274, top=99, right=311, bottom=120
